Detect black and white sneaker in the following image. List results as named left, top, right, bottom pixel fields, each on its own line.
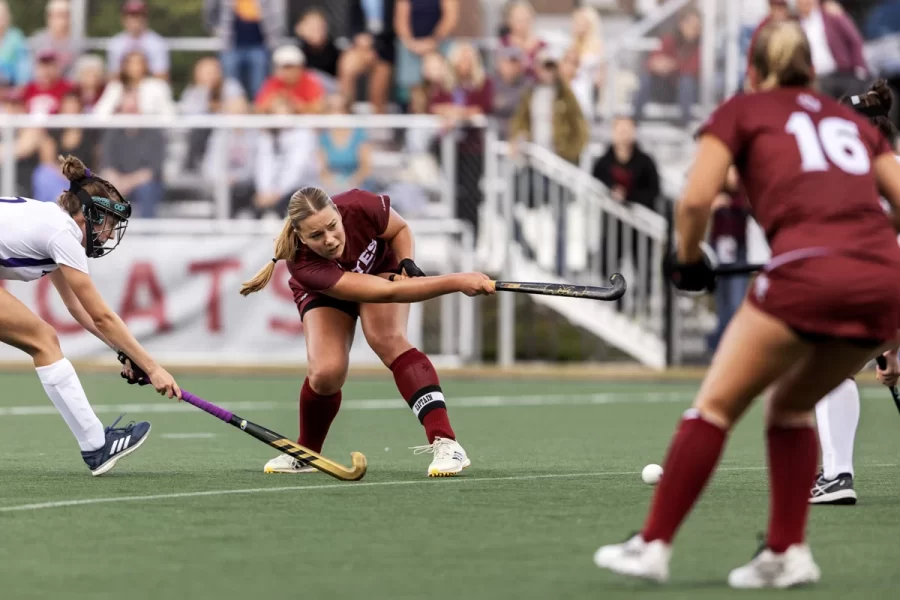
left=809, top=472, right=857, bottom=505
left=81, top=414, right=151, bottom=476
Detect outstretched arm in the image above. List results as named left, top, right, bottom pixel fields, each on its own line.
left=49, top=269, right=115, bottom=350
left=58, top=265, right=181, bottom=398
left=325, top=271, right=493, bottom=303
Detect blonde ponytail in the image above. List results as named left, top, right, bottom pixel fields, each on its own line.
left=240, top=218, right=299, bottom=296
left=751, top=21, right=813, bottom=91
left=239, top=186, right=335, bottom=297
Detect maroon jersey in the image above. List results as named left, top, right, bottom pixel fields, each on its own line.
left=700, top=88, right=899, bottom=265
left=287, top=190, right=395, bottom=299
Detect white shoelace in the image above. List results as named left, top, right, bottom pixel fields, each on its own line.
left=409, top=438, right=454, bottom=459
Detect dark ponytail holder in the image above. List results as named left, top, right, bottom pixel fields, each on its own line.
left=850, top=95, right=889, bottom=118
left=271, top=258, right=278, bottom=264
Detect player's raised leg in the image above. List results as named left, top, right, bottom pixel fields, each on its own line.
left=0, top=287, right=149, bottom=476
left=360, top=302, right=469, bottom=477
left=729, top=342, right=876, bottom=589
left=594, top=302, right=809, bottom=582
left=811, top=378, right=859, bottom=504
left=264, top=304, right=355, bottom=474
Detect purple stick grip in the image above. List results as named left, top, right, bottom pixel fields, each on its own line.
left=181, top=390, right=234, bottom=423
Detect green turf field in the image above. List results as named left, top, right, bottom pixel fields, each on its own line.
left=1, top=372, right=899, bottom=600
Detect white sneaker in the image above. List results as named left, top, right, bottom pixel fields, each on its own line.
left=728, top=544, right=821, bottom=589
left=593, top=534, right=671, bottom=583
left=409, top=437, right=471, bottom=477
left=263, top=454, right=317, bottom=474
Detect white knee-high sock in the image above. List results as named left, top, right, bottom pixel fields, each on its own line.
left=36, top=358, right=105, bottom=452
left=815, top=378, right=860, bottom=480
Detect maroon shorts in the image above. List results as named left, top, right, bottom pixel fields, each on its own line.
left=291, top=254, right=400, bottom=320
left=747, top=255, right=900, bottom=346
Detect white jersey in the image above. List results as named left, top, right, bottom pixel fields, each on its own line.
left=0, top=197, right=89, bottom=282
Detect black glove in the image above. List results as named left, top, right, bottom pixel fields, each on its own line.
left=399, top=258, right=427, bottom=278
left=663, top=251, right=716, bottom=293
left=117, top=351, right=150, bottom=386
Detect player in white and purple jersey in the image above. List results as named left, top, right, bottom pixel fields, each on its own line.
left=0, top=154, right=180, bottom=476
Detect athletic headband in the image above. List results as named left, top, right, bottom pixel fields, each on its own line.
left=850, top=94, right=888, bottom=118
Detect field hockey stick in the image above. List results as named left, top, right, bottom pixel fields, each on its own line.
left=874, top=356, right=900, bottom=415
left=180, top=390, right=367, bottom=481
left=492, top=273, right=627, bottom=301
left=712, top=263, right=766, bottom=276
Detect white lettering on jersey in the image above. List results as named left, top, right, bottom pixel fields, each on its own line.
left=351, top=240, right=379, bottom=274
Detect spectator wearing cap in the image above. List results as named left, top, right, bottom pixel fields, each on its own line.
left=394, top=0, right=458, bottom=106
left=498, top=1, right=546, bottom=79
left=0, top=0, right=30, bottom=86
left=255, top=44, right=324, bottom=114
left=107, top=1, right=170, bottom=79
left=93, top=50, right=175, bottom=116
left=293, top=9, right=341, bottom=94
left=30, top=0, right=81, bottom=77
left=339, top=0, right=397, bottom=114
left=796, top=0, right=869, bottom=99
left=21, top=49, right=74, bottom=115
left=491, top=45, right=530, bottom=139
left=203, top=0, right=284, bottom=99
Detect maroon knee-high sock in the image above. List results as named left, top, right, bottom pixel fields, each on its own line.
left=297, top=377, right=342, bottom=453
left=390, top=348, right=455, bottom=442
left=642, top=411, right=728, bottom=543
left=766, top=425, right=818, bottom=553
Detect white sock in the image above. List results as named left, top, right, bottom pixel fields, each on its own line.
left=815, top=378, right=860, bottom=480
left=36, top=358, right=105, bottom=452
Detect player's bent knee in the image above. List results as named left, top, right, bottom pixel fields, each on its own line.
left=307, top=365, right=347, bottom=396
left=367, top=332, right=412, bottom=365
left=692, top=397, right=739, bottom=430
left=27, top=322, right=62, bottom=358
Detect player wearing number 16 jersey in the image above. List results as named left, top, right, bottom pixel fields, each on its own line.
left=594, top=22, right=900, bottom=588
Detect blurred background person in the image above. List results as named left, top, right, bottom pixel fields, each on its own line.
left=317, top=93, right=374, bottom=195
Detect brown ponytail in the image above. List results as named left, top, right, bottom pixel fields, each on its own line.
left=751, top=21, right=813, bottom=91
left=239, top=186, right=336, bottom=296
left=842, top=79, right=897, bottom=140
left=57, top=154, right=120, bottom=216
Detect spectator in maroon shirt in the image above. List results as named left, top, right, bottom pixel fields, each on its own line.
left=429, top=42, right=493, bottom=235
left=633, top=7, right=701, bottom=127
left=21, top=49, right=74, bottom=115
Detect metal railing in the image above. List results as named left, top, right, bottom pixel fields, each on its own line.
left=483, top=132, right=669, bottom=367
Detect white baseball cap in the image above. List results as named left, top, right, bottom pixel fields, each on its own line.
left=273, top=45, right=305, bottom=67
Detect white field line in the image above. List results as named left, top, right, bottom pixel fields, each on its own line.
left=0, top=391, right=694, bottom=417
left=159, top=433, right=218, bottom=439
left=1, top=464, right=895, bottom=514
